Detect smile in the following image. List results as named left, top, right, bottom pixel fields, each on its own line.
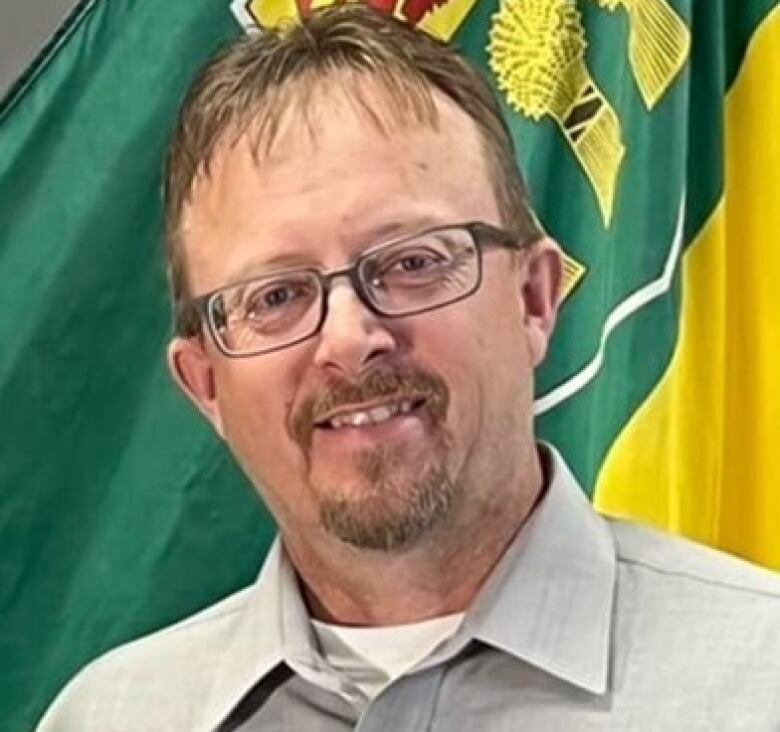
left=317, top=398, right=425, bottom=430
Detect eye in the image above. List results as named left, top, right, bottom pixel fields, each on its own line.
left=395, top=251, right=442, bottom=272
left=243, top=278, right=315, bottom=317
left=382, top=248, right=448, bottom=276
left=366, top=242, right=458, bottom=293
left=261, top=285, right=296, bottom=309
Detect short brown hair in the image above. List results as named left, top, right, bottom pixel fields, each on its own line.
left=164, top=3, right=541, bottom=335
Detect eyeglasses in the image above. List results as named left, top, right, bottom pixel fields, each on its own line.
left=187, top=222, right=531, bottom=358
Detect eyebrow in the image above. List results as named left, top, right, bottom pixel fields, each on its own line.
left=221, top=215, right=447, bottom=286
left=224, top=253, right=313, bottom=286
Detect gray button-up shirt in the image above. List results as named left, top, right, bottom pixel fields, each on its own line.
left=38, top=449, right=780, bottom=732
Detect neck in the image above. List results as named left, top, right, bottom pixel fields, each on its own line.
left=283, top=443, right=546, bottom=626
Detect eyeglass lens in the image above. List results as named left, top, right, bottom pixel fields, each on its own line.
left=209, top=226, right=480, bottom=355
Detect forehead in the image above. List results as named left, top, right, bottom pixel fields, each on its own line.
left=180, top=80, right=500, bottom=294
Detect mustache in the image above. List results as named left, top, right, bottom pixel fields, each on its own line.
left=289, top=365, right=450, bottom=450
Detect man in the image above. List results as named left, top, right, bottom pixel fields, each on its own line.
left=38, top=5, right=780, bottom=731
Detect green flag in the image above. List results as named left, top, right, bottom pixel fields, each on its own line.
left=0, top=3, right=273, bottom=729
left=2, top=1, right=779, bottom=731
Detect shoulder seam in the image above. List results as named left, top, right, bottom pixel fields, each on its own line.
left=162, top=600, right=246, bottom=634
left=617, top=554, right=780, bottom=599
left=80, top=596, right=249, bottom=675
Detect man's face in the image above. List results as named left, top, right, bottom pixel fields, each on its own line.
left=170, top=82, right=559, bottom=554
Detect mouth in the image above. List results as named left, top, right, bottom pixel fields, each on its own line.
left=314, top=396, right=427, bottom=431
left=290, top=366, right=450, bottom=454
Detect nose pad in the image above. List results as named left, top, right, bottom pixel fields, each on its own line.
left=312, top=280, right=398, bottom=374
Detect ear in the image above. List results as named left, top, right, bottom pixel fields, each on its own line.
left=167, top=336, right=226, bottom=439
left=517, top=236, right=564, bottom=367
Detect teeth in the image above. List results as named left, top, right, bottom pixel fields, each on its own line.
left=352, top=411, right=370, bottom=427
left=327, top=400, right=415, bottom=429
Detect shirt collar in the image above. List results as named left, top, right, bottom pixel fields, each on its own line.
left=198, top=534, right=338, bottom=731
left=461, top=444, right=616, bottom=694
left=197, top=445, right=616, bottom=730
left=196, top=539, right=287, bottom=732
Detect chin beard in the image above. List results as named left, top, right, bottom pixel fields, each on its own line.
left=317, top=445, right=462, bottom=552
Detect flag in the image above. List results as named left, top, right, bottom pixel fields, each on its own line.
left=590, top=1, right=780, bottom=569
left=0, top=3, right=272, bottom=730
left=1, top=1, right=778, bottom=730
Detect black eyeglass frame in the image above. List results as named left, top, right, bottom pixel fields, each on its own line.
left=187, top=221, right=535, bottom=358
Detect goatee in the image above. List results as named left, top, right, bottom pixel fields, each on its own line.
left=319, top=442, right=462, bottom=552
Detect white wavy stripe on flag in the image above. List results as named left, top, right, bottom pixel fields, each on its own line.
left=231, top=0, right=259, bottom=33
left=534, top=194, right=686, bottom=416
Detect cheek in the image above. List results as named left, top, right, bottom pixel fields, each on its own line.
left=212, top=359, right=302, bottom=482
left=431, top=291, right=531, bottom=421
left=419, top=315, right=490, bottom=430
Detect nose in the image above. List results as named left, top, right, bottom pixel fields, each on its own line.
left=312, top=279, right=399, bottom=376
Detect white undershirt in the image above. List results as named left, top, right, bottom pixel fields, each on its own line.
left=311, top=612, right=465, bottom=699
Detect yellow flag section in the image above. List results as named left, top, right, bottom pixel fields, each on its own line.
left=595, top=7, right=780, bottom=570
